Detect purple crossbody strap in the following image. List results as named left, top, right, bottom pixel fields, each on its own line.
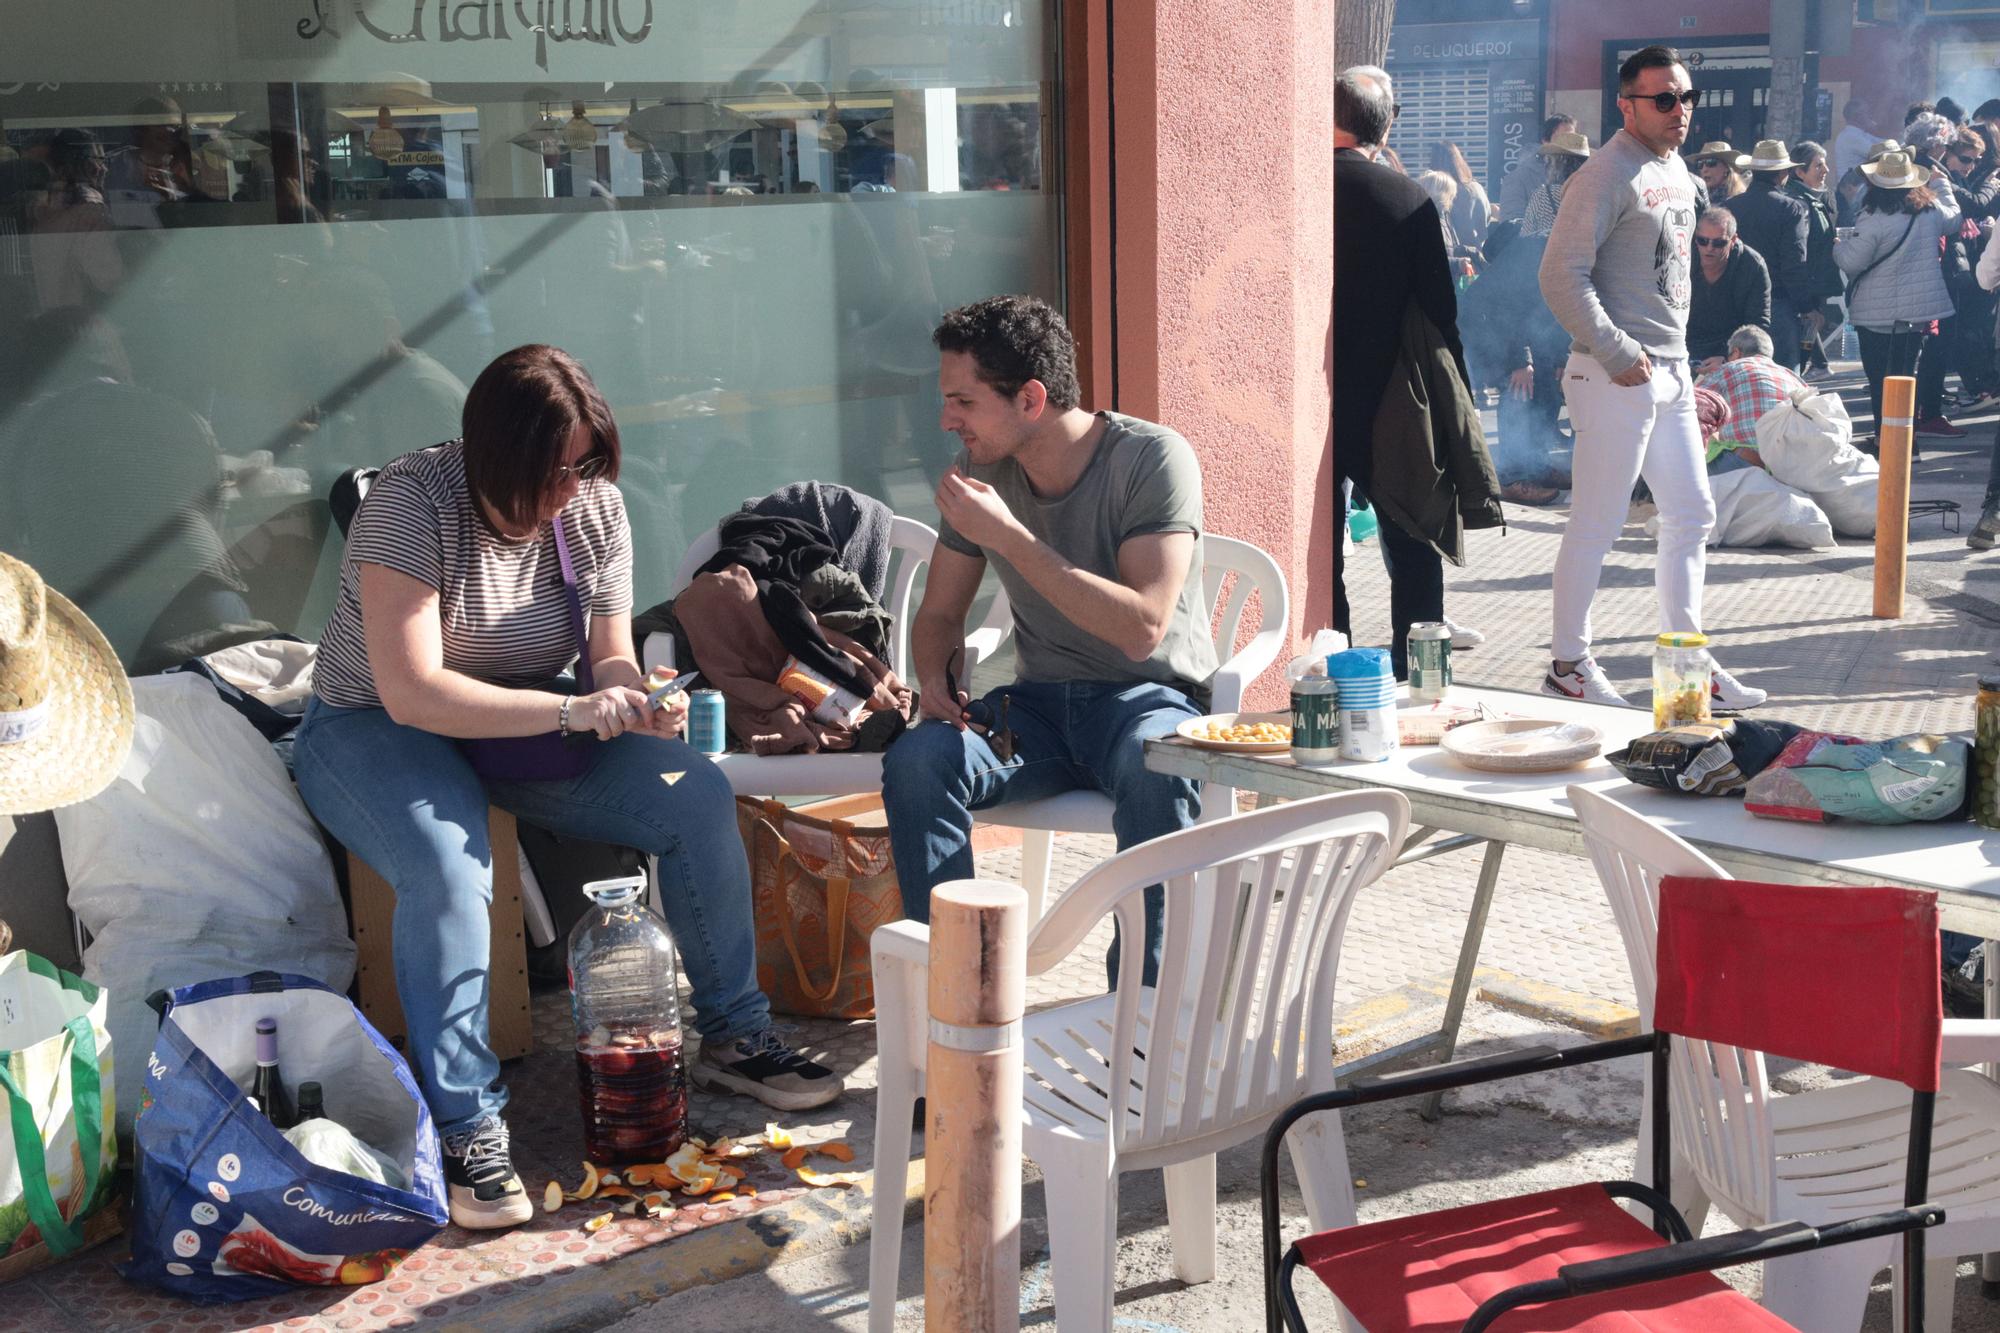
left=551, top=516, right=594, bottom=694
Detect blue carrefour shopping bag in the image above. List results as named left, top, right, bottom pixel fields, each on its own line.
left=122, top=973, right=446, bottom=1302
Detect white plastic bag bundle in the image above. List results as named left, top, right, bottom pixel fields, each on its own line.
left=52, top=675, right=355, bottom=1135
left=284, top=1117, right=404, bottom=1189
left=1284, top=627, right=1350, bottom=684
left=1648, top=468, right=1834, bottom=549
left=1755, top=386, right=1879, bottom=537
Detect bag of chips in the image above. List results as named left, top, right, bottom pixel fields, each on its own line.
left=1606, top=719, right=1805, bottom=797
left=1744, top=731, right=1971, bottom=824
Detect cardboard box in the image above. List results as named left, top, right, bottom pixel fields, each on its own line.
left=347, top=807, right=534, bottom=1063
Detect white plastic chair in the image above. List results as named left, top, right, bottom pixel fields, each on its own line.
left=636, top=514, right=1013, bottom=797
left=977, top=533, right=1291, bottom=922
left=1570, top=784, right=2000, bottom=1332
left=867, top=788, right=1411, bottom=1333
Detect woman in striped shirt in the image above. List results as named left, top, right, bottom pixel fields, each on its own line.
left=295, top=345, right=840, bottom=1231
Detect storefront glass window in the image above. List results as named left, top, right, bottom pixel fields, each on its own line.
left=0, top=1, right=1058, bottom=670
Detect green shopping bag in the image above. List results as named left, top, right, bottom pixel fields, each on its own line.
left=0, top=947, right=118, bottom=1281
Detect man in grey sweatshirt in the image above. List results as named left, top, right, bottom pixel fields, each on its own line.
left=1536, top=44, right=1767, bottom=712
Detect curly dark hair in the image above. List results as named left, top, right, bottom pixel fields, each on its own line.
left=932, top=295, right=1080, bottom=410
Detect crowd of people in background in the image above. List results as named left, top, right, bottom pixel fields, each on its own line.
left=1354, top=77, right=2000, bottom=551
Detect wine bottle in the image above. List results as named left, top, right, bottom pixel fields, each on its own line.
left=252, top=1017, right=295, bottom=1129
left=296, top=1081, right=325, bottom=1124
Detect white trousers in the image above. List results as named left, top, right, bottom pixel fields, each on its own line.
left=1552, top=352, right=1715, bottom=663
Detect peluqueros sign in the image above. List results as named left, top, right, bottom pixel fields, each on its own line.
left=294, top=0, right=656, bottom=72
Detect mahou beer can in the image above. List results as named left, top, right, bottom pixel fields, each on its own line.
left=1290, top=663, right=1340, bottom=766
left=687, top=689, right=727, bottom=755
left=1408, top=622, right=1452, bottom=703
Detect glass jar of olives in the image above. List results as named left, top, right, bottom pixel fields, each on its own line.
left=1976, top=673, right=2000, bottom=830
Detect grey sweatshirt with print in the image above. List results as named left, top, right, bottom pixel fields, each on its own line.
left=1537, top=129, right=1700, bottom=374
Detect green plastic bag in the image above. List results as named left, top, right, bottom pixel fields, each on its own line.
left=0, top=949, right=117, bottom=1279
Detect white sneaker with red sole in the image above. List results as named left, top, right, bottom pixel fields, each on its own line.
left=1707, top=660, right=1767, bottom=712
left=1540, top=658, right=1631, bottom=707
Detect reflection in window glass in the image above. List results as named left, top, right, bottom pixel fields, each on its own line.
left=0, top=0, right=1058, bottom=671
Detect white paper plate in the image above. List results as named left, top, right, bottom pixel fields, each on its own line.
left=1174, top=712, right=1293, bottom=753
left=1439, top=718, right=1603, bottom=774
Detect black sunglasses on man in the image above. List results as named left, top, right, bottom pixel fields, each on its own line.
left=1624, top=89, right=1702, bottom=113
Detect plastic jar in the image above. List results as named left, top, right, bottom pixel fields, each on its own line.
left=1976, top=674, right=2000, bottom=830
left=1651, top=632, right=1713, bottom=730
left=568, top=876, right=686, bottom=1164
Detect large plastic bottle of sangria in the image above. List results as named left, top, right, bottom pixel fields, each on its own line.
left=567, top=876, right=687, bottom=1164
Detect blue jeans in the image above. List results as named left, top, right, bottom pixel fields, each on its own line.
left=879, top=679, right=1203, bottom=986
left=293, top=698, right=769, bottom=1135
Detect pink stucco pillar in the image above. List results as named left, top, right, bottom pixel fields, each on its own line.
left=1100, top=0, right=1336, bottom=709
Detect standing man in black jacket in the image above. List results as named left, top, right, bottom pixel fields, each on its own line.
left=1333, top=64, right=1478, bottom=677
left=1786, top=141, right=1844, bottom=377
left=1687, top=208, right=1772, bottom=367
left=1724, top=141, right=1813, bottom=370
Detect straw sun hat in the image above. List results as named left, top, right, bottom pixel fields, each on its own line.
left=1862, top=151, right=1927, bottom=190
left=1537, top=130, right=1591, bottom=159
left=0, top=552, right=133, bottom=815
left=1691, top=140, right=1749, bottom=167
left=1746, top=138, right=1798, bottom=171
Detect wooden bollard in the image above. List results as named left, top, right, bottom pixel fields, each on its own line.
left=925, top=880, right=1026, bottom=1333
left=1874, top=374, right=1916, bottom=619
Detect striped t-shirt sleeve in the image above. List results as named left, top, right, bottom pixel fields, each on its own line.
left=588, top=489, right=634, bottom=617
left=346, top=470, right=445, bottom=591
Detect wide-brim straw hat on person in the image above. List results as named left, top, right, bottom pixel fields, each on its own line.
left=1747, top=138, right=1799, bottom=171
left=1866, top=138, right=1904, bottom=163
left=1538, top=130, right=1591, bottom=159
left=0, top=552, right=133, bottom=815
left=1691, top=141, right=1749, bottom=167
left=1861, top=151, right=1926, bottom=189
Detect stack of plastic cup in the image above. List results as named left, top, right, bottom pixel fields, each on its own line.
left=1327, top=647, right=1399, bottom=762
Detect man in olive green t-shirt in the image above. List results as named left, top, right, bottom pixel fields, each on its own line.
left=881, top=295, right=1218, bottom=984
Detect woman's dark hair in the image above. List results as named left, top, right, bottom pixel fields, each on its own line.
left=1906, top=101, right=1936, bottom=126
left=461, top=344, right=620, bottom=531
left=1547, top=152, right=1586, bottom=185
left=1793, top=140, right=1826, bottom=170
left=1862, top=182, right=1936, bottom=215
left=932, top=295, right=1080, bottom=410
left=1429, top=140, right=1475, bottom=187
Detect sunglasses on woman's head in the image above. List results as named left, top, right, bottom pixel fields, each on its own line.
left=1625, top=89, right=1702, bottom=113
left=555, top=454, right=609, bottom=481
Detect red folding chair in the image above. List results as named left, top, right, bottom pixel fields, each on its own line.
left=1261, top=876, right=1949, bottom=1332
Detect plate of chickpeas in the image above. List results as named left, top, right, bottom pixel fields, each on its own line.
left=1175, top=712, right=1293, bottom=752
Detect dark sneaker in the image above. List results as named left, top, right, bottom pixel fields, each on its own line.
left=441, top=1117, right=533, bottom=1230
left=1917, top=415, right=1968, bottom=438
left=692, top=1028, right=842, bottom=1111
left=1972, top=507, right=2000, bottom=552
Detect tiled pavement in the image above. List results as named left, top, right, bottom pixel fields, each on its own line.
left=14, top=361, right=2000, bottom=1328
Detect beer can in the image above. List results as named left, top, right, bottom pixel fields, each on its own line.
left=687, top=689, right=727, bottom=755
left=1408, top=622, right=1452, bottom=703
left=1290, top=670, right=1340, bottom=766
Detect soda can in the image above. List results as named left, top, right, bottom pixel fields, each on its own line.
left=1408, top=622, right=1452, bottom=703
left=686, top=689, right=727, bottom=755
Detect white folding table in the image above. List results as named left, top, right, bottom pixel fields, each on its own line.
left=1144, top=686, right=2000, bottom=1108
